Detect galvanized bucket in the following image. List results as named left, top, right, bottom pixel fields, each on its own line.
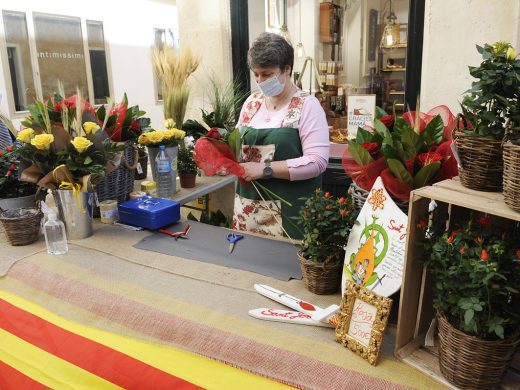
left=52, top=190, right=94, bottom=240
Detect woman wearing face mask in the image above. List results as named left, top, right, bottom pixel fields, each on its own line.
left=233, top=32, right=329, bottom=239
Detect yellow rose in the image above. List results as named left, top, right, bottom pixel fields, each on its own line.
left=507, top=47, right=517, bottom=61
left=162, top=129, right=174, bottom=139
left=71, top=136, right=93, bottom=153
left=83, top=121, right=100, bottom=135
left=164, top=118, right=175, bottom=129
left=170, top=129, right=186, bottom=139
left=138, top=133, right=150, bottom=145
left=147, top=131, right=164, bottom=145
left=17, top=128, right=35, bottom=143
left=30, top=134, right=54, bottom=150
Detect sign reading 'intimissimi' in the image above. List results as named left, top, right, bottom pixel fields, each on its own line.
left=38, top=51, right=84, bottom=59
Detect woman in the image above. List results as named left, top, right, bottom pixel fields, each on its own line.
left=233, top=32, right=329, bottom=239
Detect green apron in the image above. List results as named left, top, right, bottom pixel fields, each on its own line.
left=234, top=125, right=322, bottom=240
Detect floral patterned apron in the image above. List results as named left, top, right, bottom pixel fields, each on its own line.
left=233, top=91, right=322, bottom=239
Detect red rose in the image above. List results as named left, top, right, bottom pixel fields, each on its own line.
left=9, top=164, right=15, bottom=170
left=475, top=215, right=491, bottom=229
left=516, top=249, right=520, bottom=259
left=338, top=197, right=346, bottom=204
left=326, top=205, right=331, bottom=209
left=380, top=115, right=394, bottom=129
left=0, top=150, right=3, bottom=157
left=481, top=249, right=489, bottom=261
left=6, top=145, right=13, bottom=151
left=341, top=209, right=347, bottom=216
left=6, top=171, right=11, bottom=177
left=476, top=236, right=483, bottom=244
left=206, top=128, right=221, bottom=139
left=416, top=152, right=444, bottom=167
left=324, top=192, right=330, bottom=198
left=459, top=247, right=466, bottom=254
left=361, top=142, right=380, bottom=157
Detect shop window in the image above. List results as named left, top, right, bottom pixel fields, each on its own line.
left=2, top=10, right=37, bottom=112
left=87, top=20, right=110, bottom=104
left=32, top=12, right=89, bottom=99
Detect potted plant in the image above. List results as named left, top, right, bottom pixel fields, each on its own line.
left=295, top=189, right=357, bottom=294
left=458, top=42, right=520, bottom=191
left=177, top=144, right=198, bottom=188
left=419, top=210, right=520, bottom=389
left=134, top=144, right=148, bottom=180
left=0, top=146, right=39, bottom=210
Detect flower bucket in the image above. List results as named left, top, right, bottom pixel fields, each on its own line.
left=503, top=141, right=520, bottom=212
left=455, top=131, right=503, bottom=192
left=437, top=313, right=520, bottom=390
left=147, top=145, right=178, bottom=193
left=298, top=252, right=343, bottom=295
left=0, top=194, right=37, bottom=210
left=53, top=190, right=94, bottom=240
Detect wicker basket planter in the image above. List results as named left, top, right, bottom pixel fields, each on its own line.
left=437, top=313, right=520, bottom=390
left=455, top=131, right=503, bottom=192
left=503, top=141, right=520, bottom=212
left=298, top=252, right=343, bottom=295
left=349, top=182, right=409, bottom=214
left=0, top=207, right=42, bottom=246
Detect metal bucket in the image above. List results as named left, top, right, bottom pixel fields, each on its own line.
left=52, top=190, right=94, bottom=240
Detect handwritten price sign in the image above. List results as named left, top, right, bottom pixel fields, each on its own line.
left=347, top=299, right=377, bottom=346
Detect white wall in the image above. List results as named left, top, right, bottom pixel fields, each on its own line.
left=421, top=0, right=520, bottom=113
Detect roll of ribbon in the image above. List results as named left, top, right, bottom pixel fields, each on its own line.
left=99, top=200, right=119, bottom=224
left=129, top=191, right=147, bottom=200
left=140, top=180, right=157, bottom=196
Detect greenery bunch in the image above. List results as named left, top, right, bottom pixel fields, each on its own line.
left=462, top=42, right=520, bottom=141
left=419, top=209, right=520, bottom=340
left=295, top=189, right=358, bottom=264
left=0, top=147, right=38, bottom=199
left=177, top=144, right=198, bottom=174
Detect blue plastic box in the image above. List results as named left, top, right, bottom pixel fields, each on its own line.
left=118, top=196, right=180, bottom=230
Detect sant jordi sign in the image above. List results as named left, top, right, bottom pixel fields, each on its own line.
left=341, top=177, right=407, bottom=297
left=347, top=94, right=376, bottom=137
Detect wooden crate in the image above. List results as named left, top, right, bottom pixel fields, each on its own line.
left=395, top=178, right=520, bottom=390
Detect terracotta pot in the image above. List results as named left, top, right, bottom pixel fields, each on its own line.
left=179, top=173, right=197, bottom=188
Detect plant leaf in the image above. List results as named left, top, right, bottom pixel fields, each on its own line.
left=227, top=128, right=241, bottom=159
left=348, top=141, right=374, bottom=165
left=413, top=161, right=441, bottom=188
left=374, top=119, right=392, bottom=140
left=464, top=309, right=474, bottom=325
left=387, top=158, right=413, bottom=186
left=422, top=115, right=445, bottom=146
left=356, top=128, right=374, bottom=143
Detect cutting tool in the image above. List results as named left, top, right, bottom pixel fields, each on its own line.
left=159, top=224, right=191, bottom=240
left=227, top=233, right=244, bottom=253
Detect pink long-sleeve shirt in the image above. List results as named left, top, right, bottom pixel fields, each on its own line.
left=239, top=93, right=330, bottom=181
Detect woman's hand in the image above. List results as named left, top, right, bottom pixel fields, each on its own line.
left=240, top=162, right=264, bottom=182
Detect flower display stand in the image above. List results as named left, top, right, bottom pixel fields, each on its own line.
left=395, top=178, right=520, bottom=389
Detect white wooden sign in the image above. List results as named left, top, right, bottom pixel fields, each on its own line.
left=341, top=177, right=408, bottom=297
left=347, top=94, right=376, bottom=136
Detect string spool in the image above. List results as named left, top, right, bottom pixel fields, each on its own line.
left=99, top=200, right=118, bottom=224
left=129, top=191, right=147, bottom=200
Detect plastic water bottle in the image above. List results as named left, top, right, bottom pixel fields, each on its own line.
left=155, top=145, right=174, bottom=198
left=44, top=212, right=68, bottom=255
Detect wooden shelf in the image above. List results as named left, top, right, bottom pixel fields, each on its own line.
left=381, top=43, right=407, bottom=49
left=388, top=91, right=405, bottom=95
left=382, top=67, right=406, bottom=72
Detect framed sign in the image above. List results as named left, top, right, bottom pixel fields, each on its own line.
left=335, top=282, right=392, bottom=366
left=347, top=94, right=376, bottom=136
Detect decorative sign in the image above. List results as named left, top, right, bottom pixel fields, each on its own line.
left=341, top=177, right=408, bottom=297
left=335, top=282, right=392, bottom=366
left=347, top=95, right=376, bottom=137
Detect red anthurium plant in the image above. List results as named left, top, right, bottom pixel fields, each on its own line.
left=419, top=210, right=520, bottom=340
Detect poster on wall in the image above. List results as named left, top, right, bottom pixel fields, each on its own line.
left=347, top=95, right=376, bottom=137
left=341, top=177, right=407, bottom=297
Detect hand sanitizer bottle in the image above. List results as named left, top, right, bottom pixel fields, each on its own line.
left=44, top=212, right=68, bottom=255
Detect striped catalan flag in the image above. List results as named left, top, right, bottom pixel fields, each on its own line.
left=0, top=290, right=289, bottom=389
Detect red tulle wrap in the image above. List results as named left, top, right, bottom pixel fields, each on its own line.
left=432, top=140, right=458, bottom=181
left=341, top=149, right=387, bottom=191
left=380, top=159, right=415, bottom=202
left=402, top=105, right=457, bottom=139
left=194, top=138, right=245, bottom=177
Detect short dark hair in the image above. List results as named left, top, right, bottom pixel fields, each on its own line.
left=248, top=32, right=294, bottom=75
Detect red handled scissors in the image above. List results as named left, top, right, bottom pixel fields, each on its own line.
left=227, top=233, right=244, bottom=253
left=159, top=224, right=191, bottom=240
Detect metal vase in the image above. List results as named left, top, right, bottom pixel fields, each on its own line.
left=147, top=145, right=178, bottom=194
left=52, top=190, right=94, bottom=240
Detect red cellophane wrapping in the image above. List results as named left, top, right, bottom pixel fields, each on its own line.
left=194, top=138, right=245, bottom=177
left=341, top=149, right=387, bottom=191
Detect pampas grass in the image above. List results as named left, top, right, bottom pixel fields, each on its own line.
left=151, top=46, right=200, bottom=127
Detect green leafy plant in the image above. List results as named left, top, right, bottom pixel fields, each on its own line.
left=0, top=147, right=38, bottom=199
left=178, top=144, right=198, bottom=174
left=295, top=189, right=358, bottom=263
left=419, top=210, right=520, bottom=340
left=461, top=42, right=520, bottom=141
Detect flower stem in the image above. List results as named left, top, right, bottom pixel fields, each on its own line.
left=253, top=180, right=293, bottom=207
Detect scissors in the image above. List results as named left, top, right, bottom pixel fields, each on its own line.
left=227, top=233, right=244, bottom=253
left=159, top=224, right=191, bottom=240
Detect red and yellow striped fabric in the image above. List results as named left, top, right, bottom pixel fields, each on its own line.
left=0, top=291, right=288, bottom=389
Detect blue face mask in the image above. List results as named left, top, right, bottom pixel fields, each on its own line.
left=258, top=73, right=285, bottom=97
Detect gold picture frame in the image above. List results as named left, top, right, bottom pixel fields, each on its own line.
left=335, top=282, right=393, bottom=366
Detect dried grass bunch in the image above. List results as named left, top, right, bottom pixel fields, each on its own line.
left=151, top=46, right=200, bottom=128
